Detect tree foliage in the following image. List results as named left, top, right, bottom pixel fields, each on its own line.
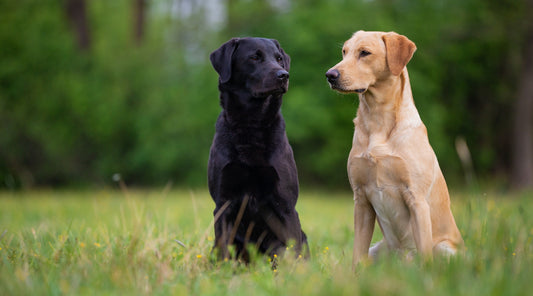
left=0, top=0, right=530, bottom=189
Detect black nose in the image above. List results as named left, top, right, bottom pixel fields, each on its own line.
left=326, top=69, right=340, bottom=83
left=276, top=70, right=289, bottom=81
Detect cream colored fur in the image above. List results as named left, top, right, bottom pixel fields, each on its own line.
left=327, top=31, right=464, bottom=266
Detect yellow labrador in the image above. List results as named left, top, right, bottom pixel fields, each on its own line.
left=326, top=31, right=463, bottom=265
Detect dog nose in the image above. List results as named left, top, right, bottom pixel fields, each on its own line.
left=276, top=70, right=289, bottom=81
left=326, top=69, right=340, bottom=81
left=326, top=69, right=340, bottom=83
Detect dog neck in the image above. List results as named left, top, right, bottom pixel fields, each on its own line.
left=219, top=87, right=283, bottom=128
left=217, top=88, right=286, bottom=166
left=355, top=68, right=421, bottom=141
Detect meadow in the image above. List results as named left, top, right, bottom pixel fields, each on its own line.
left=1, top=188, right=532, bottom=295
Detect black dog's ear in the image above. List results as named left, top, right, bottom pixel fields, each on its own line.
left=271, top=39, right=290, bottom=71
left=210, top=38, right=239, bottom=84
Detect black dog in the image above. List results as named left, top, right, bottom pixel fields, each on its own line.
left=208, top=37, right=308, bottom=261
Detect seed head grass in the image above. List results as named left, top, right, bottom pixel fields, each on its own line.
left=0, top=189, right=532, bottom=295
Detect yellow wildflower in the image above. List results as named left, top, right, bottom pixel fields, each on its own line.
left=94, top=242, right=101, bottom=248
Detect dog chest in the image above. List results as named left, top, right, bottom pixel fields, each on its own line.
left=348, top=152, right=410, bottom=190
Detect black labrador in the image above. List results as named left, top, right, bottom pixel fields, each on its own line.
left=208, top=37, right=308, bottom=261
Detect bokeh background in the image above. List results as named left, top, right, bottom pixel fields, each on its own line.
left=1, top=0, right=532, bottom=191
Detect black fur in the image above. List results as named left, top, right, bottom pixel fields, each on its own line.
left=208, top=37, right=308, bottom=261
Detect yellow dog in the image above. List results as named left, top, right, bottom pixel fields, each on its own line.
left=326, top=31, right=464, bottom=266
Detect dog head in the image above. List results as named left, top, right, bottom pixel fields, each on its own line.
left=326, top=31, right=416, bottom=94
left=210, top=37, right=291, bottom=98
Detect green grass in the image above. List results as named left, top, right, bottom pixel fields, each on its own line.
left=1, top=188, right=532, bottom=295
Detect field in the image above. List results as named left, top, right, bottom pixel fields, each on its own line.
left=1, top=188, right=532, bottom=295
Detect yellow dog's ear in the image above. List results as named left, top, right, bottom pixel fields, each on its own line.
left=382, top=32, right=417, bottom=76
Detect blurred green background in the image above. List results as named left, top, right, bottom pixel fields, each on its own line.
left=1, top=0, right=532, bottom=190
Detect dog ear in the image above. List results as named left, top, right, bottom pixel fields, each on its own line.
left=382, top=32, right=417, bottom=76
left=272, top=39, right=291, bottom=71
left=210, top=38, right=240, bottom=84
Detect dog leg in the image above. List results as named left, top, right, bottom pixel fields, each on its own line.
left=213, top=201, right=232, bottom=260
left=401, top=188, right=433, bottom=260
left=353, top=189, right=376, bottom=268
left=369, top=240, right=387, bottom=260
left=214, top=216, right=231, bottom=260
left=433, top=240, right=457, bottom=258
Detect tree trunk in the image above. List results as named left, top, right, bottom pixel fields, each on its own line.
left=511, top=1, right=533, bottom=190
left=65, top=0, right=91, bottom=51
left=133, top=0, right=146, bottom=46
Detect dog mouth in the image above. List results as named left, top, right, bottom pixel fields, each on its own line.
left=329, top=83, right=367, bottom=94
left=253, top=87, right=287, bottom=97
left=326, top=70, right=367, bottom=94
left=252, top=81, right=288, bottom=97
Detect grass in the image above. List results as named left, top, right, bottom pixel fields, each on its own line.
left=1, top=188, right=532, bottom=295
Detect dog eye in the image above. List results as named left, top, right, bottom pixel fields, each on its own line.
left=342, top=49, right=346, bottom=56
left=250, top=54, right=260, bottom=61
left=360, top=50, right=371, bottom=57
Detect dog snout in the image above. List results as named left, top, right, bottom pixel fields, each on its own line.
left=276, top=69, right=289, bottom=81
left=326, top=69, right=340, bottom=84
